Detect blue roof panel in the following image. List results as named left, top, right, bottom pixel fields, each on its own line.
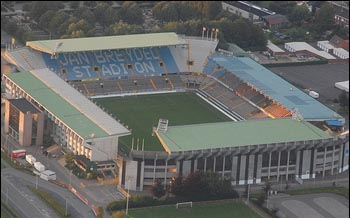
left=212, top=56, right=343, bottom=121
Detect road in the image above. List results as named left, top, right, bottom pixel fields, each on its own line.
left=1, top=159, right=96, bottom=218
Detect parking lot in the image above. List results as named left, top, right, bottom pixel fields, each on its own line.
left=268, top=63, right=349, bottom=104
left=268, top=193, right=349, bottom=218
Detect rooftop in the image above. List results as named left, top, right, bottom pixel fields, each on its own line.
left=26, top=32, right=187, bottom=55
left=5, top=71, right=130, bottom=139
left=157, top=118, right=332, bottom=153
left=267, top=40, right=285, bottom=53
left=263, top=14, right=289, bottom=25
left=210, top=56, right=343, bottom=121
left=8, top=98, right=41, bottom=114
left=285, top=42, right=336, bottom=59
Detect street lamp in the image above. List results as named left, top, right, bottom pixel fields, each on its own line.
left=69, top=170, right=72, bottom=186
left=246, top=183, right=250, bottom=205
left=36, top=174, right=38, bottom=190
left=126, top=178, right=131, bottom=215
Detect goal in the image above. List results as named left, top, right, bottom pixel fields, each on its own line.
left=176, top=201, right=193, bottom=209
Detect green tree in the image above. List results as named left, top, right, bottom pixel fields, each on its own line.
left=5, top=21, right=17, bottom=35
left=38, top=10, right=55, bottom=30
left=151, top=179, right=166, bottom=198
left=83, top=1, right=97, bottom=8
left=70, top=1, right=80, bottom=9
left=338, top=91, right=349, bottom=108
left=22, top=3, right=32, bottom=12
left=267, top=1, right=296, bottom=15
left=314, top=3, right=335, bottom=33
left=191, top=1, right=222, bottom=20
left=65, top=152, right=75, bottom=164
left=30, top=1, right=64, bottom=21
left=110, top=211, right=125, bottom=218
left=119, top=1, right=143, bottom=25
left=68, top=19, right=94, bottom=38
left=109, top=21, right=143, bottom=35
left=74, top=6, right=96, bottom=25
left=287, top=27, right=308, bottom=40
left=49, top=11, right=70, bottom=35
left=288, top=5, right=311, bottom=26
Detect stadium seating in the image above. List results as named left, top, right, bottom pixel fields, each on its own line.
left=70, top=74, right=185, bottom=96
left=42, top=47, right=179, bottom=81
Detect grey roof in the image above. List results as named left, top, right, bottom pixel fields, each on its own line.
left=8, top=98, right=41, bottom=113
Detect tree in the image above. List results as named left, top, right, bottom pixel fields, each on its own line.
left=30, top=1, right=64, bottom=21
left=94, top=2, right=110, bottom=30
left=314, top=3, right=335, bottom=33
left=5, top=21, right=17, bottom=35
left=65, top=152, right=75, bottom=164
left=288, top=5, right=311, bottom=26
left=151, top=179, right=166, bottom=198
left=38, top=10, right=55, bottom=30
left=49, top=11, right=70, bottom=35
left=267, top=1, right=296, bottom=16
left=191, top=2, right=222, bottom=20
left=338, top=91, right=349, bottom=108
left=22, top=3, right=32, bottom=12
left=74, top=6, right=96, bottom=25
left=110, top=211, right=125, bottom=218
left=108, top=21, right=143, bottom=35
left=119, top=1, right=143, bottom=25
left=83, top=1, right=97, bottom=8
left=70, top=1, right=80, bottom=9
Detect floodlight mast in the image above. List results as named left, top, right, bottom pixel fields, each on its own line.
left=52, top=41, right=63, bottom=59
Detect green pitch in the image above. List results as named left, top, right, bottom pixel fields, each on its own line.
left=94, top=92, right=230, bottom=151
left=128, top=200, right=262, bottom=218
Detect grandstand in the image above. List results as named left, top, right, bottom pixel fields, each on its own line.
left=2, top=32, right=348, bottom=192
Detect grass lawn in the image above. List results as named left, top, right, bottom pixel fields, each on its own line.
left=128, top=200, right=262, bottom=218
left=95, top=92, right=230, bottom=151
left=1, top=208, right=11, bottom=218
left=287, top=186, right=349, bottom=199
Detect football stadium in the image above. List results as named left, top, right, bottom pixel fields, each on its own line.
left=2, top=32, right=349, bottom=191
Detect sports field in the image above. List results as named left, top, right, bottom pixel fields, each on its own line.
left=95, top=92, right=230, bottom=151
left=128, top=200, right=262, bottom=218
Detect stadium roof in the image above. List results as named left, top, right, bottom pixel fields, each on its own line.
left=5, top=71, right=130, bottom=139
left=26, top=32, right=187, bottom=55
left=211, top=56, right=343, bottom=121
left=157, top=118, right=332, bottom=153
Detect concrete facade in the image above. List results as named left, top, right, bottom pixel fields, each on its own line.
left=4, top=98, right=44, bottom=147
left=122, top=137, right=349, bottom=191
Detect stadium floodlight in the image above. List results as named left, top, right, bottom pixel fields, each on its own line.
left=52, top=41, right=63, bottom=59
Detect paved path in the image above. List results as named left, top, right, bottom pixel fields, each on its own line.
left=268, top=193, right=349, bottom=218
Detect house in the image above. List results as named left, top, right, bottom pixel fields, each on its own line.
left=329, top=35, right=349, bottom=50
left=263, top=14, right=289, bottom=30
left=222, top=1, right=275, bottom=21
left=329, top=2, right=349, bottom=27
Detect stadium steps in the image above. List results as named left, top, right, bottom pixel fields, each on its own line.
left=116, top=81, right=123, bottom=92
left=82, top=83, right=91, bottom=96
left=167, top=77, right=175, bottom=89
left=149, top=78, right=158, bottom=91
left=197, top=89, right=245, bottom=121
